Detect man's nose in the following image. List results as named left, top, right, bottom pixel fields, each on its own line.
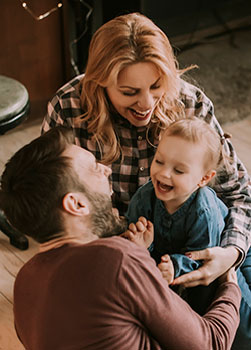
left=103, top=165, right=112, bottom=177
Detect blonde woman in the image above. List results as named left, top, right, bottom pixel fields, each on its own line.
left=41, top=13, right=250, bottom=300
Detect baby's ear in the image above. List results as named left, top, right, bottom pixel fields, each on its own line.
left=198, top=170, right=216, bottom=187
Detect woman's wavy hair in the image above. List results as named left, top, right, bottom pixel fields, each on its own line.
left=79, top=12, right=195, bottom=164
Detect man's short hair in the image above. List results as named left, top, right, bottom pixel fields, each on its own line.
left=0, top=126, right=87, bottom=243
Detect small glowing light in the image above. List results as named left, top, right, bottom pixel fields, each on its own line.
left=20, top=1, right=63, bottom=21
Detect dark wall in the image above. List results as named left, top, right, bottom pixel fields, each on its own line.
left=0, top=0, right=67, bottom=119
left=69, top=0, right=251, bottom=73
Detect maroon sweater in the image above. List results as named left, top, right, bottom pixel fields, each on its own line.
left=14, top=237, right=241, bottom=350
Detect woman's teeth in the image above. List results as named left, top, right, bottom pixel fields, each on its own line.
left=130, top=108, right=151, bottom=117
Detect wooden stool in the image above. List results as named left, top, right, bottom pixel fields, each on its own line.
left=0, top=75, right=30, bottom=250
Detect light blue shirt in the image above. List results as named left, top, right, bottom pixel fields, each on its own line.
left=126, top=181, right=228, bottom=278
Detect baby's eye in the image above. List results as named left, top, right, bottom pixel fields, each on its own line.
left=155, top=159, right=163, bottom=165
left=174, top=169, right=184, bottom=174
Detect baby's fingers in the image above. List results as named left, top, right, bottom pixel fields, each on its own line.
left=128, top=222, right=137, bottom=234
left=146, top=220, right=153, bottom=230
left=121, top=229, right=139, bottom=242
left=138, top=216, right=148, bottom=226
left=135, top=220, right=147, bottom=232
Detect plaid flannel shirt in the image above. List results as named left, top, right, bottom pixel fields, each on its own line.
left=41, top=75, right=251, bottom=262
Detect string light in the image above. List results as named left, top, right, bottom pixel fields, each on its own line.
left=20, top=1, right=62, bottom=21
left=19, top=0, right=93, bottom=75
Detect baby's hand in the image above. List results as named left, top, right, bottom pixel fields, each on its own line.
left=122, top=216, right=153, bottom=248
left=158, top=254, right=174, bottom=284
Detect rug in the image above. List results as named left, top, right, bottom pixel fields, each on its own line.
left=177, top=27, right=251, bottom=125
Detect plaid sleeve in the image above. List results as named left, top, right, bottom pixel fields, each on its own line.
left=181, top=80, right=251, bottom=264
left=41, top=75, right=84, bottom=134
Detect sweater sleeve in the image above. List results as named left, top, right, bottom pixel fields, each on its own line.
left=119, top=245, right=241, bottom=350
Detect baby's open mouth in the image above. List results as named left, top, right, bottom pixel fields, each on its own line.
left=157, top=181, right=173, bottom=192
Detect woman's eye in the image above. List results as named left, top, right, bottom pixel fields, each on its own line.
left=122, top=91, right=137, bottom=96
left=151, top=85, right=160, bottom=90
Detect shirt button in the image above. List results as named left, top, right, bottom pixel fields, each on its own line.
left=138, top=135, right=143, bottom=141
left=139, top=166, right=144, bottom=171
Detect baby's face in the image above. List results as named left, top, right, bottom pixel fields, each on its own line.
left=150, top=135, right=208, bottom=213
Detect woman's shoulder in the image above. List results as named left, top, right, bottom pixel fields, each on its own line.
left=179, top=78, right=213, bottom=108
left=55, top=74, right=84, bottom=98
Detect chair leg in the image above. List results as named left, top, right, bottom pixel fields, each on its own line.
left=0, top=210, right=29, bottom=250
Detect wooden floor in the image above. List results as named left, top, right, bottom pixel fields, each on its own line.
left=0, top=115, right=250, bottom=349
left=0, top=117, right=41, bottom=350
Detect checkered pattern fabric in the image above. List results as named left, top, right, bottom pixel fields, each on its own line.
left=41, top=75, right=251, bottom=261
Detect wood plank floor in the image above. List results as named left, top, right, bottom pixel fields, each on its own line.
left=0, top=115, right=250, bottom=349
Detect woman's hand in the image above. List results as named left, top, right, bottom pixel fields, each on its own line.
left=172, top=246, right=240, bottom=287
left=122, top=216, right=154, bottom=248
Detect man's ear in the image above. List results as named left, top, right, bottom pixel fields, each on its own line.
left=198, top=169, right=216, bottom=188
left=62, top=192, right=90, bottom=216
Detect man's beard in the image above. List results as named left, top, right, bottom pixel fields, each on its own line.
left=86, top=191, right=127, bottom=238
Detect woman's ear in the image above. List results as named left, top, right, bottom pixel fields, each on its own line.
left=198, top=169, right=216, bottom=188
left=62, top=192, right=90, bottom=216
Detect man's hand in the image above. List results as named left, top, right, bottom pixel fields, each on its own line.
left=158, top=254, right=174, bottom=284
left=122, top=216, right=153, bottom=248
left=172, top=246, right=239, bottom=288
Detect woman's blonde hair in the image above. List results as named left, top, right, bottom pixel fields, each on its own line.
left=161, top=117, right=232, bottom=183
left=80, top=12, right=194, bottom=164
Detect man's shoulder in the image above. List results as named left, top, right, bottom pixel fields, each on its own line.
left=90, top=236, right=146, bottom=256
left=15, top=239, right=135, bottom=282
left=90, top=237, right=154, bottom=266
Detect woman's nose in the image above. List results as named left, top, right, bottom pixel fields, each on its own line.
left=137, top=92, right=154, bottom=110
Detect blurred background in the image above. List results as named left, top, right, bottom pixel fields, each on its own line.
left=1, top=0, right=251, bottom=122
